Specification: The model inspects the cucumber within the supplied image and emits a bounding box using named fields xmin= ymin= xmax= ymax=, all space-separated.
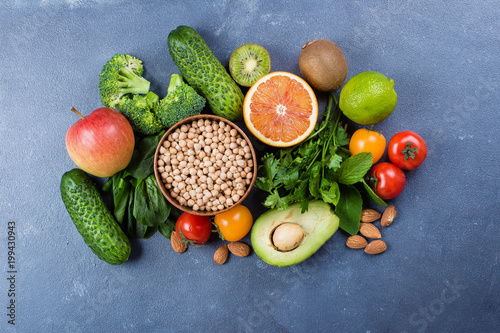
xmin=60 ymin=169 xmax=131 ymax=265
xmin=168 ymin=25 xmax=244 ymax=121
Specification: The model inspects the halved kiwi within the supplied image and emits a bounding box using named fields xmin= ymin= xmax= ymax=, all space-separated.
xmin=229 ymin=43 xmax=271 ymax=87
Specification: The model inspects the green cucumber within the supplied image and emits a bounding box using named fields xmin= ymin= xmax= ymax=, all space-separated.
xmin=168 ymin=25 xmax=244 ymax=121
xmin=60 ymin=169 xmax=131 ymax=265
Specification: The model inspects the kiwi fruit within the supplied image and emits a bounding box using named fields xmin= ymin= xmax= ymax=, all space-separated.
xmin=229 ymin=43 xmax=271 ymax=87
xmin=299 ymin=39 xmax=348 ymax=92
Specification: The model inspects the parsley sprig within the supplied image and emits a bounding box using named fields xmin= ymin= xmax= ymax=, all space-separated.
xmin=255 ymin=92 xmax=386 ymax=235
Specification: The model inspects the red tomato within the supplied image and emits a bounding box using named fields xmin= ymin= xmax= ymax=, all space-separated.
xmin=349 ymin=129 xmax=386 ymax=164
xmin=370 ymin=162 xmax=406 ymax=200
xmin=388 ymin=131 xmax=427 ymax=170
xmin=214 ymin=205 xmax=253 ymax=242
xmin=175 ymin=212 xmax=212 ymax=245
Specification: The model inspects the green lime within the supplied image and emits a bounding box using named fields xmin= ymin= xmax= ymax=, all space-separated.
xmin=339 ymin=71 xmax=397 ymax=125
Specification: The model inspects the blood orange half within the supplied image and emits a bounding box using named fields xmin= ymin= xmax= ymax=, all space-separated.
xmin=243 ymin=71 xmax=318 ymax=147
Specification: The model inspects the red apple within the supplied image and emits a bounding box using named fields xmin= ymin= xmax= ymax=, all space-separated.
xmin=66 ymin=107 xmax=135 ymax=178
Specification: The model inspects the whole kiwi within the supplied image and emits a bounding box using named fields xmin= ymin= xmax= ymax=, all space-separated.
xmin=299 ymin=39 xmax=348 ymax=92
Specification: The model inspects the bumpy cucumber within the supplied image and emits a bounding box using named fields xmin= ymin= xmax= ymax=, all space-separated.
xmin=168 ymin=25 xmax=244 ymax=121
xmin=60 ymin=169 xmax=131 ymax=265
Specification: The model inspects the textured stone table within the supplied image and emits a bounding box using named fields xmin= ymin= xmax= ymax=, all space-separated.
xmin=1 ymin=1 xmax=499 ymax=332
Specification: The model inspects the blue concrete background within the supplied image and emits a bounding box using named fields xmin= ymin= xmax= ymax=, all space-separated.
xmin=1 ymin=1 xmax=499 ymax=332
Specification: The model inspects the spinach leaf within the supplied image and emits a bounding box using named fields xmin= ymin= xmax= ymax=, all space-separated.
xmin=334 ymin=185 xmax=363 ymax=235
xmin=133 ymin=174 xmax=171 ymax=228
xmin=113 ymin=175 xmax=132 ymax=224
xmin=126 ymin=131 xmax=165 ymax=180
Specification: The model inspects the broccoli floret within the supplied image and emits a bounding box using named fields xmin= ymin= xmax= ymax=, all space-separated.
xmin=156 ymin=74 xmax=206 ymax=128
xmin=99 ymin=54 xmax=151 ymax=109
xmin=117 ymin=92 xmax=164 ymax=136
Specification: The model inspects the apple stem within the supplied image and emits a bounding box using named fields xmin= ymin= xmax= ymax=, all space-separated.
xmin=71 ymin=107 xmax=84 ymax=120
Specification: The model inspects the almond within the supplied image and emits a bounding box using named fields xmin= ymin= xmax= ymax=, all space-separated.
xmin=227 ymin=242 xmax=250 ymax=257
xmin=214 ymin=244 xmax=229 ymax=265
xmin=360 ymin=208 xmax=381 ymax=223
xmin=170 ymin=231 xmax=187 ymax=253
xmin=381 ymin=205 xmax=397 ymax=227
xmin=359 ymin=222 xmax=382 ymax=239
xmin=364 ymin=240 xmax=387 ymax=254
xmin=346 ymin=235 xmax=368 ymax=249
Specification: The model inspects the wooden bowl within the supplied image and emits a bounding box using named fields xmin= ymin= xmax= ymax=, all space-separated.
xmin=154 ymin=114 xmax=257 ymax=216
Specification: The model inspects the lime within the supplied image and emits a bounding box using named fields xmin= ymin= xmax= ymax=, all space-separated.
xmin=339 ymin=71 xmax=397 ymax=125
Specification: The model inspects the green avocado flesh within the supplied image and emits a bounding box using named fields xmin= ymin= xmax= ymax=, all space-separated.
xmin=251 ymin=201 xmax=339 ymax=267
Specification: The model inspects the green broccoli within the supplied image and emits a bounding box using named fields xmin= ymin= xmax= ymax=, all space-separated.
xmin=99 ymin=54 xmax=151 ymax=109
xmin=117 ymin=92 xmax=164 ymax=136
xmin=156 ymin=74 xmax=206 ymax=128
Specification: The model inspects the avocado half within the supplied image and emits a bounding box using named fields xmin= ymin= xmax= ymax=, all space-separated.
xmin=251 ymin=201 xmax=339 ymax=267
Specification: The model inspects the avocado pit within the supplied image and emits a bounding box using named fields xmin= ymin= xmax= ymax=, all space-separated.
xmin=271 ymin=222 xmax=305 ymax=252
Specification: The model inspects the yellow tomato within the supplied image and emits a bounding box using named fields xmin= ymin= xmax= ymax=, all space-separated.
xmin=349 ymin=128 xmax=386 ymax=164
xmin=214 ymin=205 xmax=253 ymax=242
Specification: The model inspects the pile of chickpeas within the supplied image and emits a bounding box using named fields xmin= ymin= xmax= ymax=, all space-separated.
xmin=157 ymin=118 xmax=255 ymax=212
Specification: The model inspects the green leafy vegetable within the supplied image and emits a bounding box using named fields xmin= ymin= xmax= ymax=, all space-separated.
xmin=254 ymin=92 xmax=386 ymax=235
xmin=338 ymin=152 xmax=373 ymax=185
xmin=103 ymin=131 xmax=178 ymax=239
xmin=334 ymin=185 xmax=363 ymax=235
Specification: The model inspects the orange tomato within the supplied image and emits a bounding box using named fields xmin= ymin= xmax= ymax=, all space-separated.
xmin=349 ymin=129 xmax=386 ymax=164
xmin=214 ymin=205 xmax=253 ymax=242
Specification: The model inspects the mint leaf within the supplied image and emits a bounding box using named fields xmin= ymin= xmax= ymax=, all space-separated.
xmin=335 ymin=185 xmax=362 ymax=235
xmin=338 ymin=152 xmax=373 ymax=185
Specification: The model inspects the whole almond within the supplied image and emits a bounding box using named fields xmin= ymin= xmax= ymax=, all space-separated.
xmin=170 ymin=231 xmax=187 ymax=253
xmin=364 ymin=240 xmax=387 ymax=254
xmin=381 ymin=205 xmax=397 ymax=227
xmin=227 ymin=242 xmax=250 ymax=257
xmin=346 ymin=235 xmax=368 ymax=249
xmin=360 ymin=208 xmax=381 ymax=223
xmin=359 ymin=222 xmax=382 ymax=239
xmin=214 ymin=244 xmax=229 ymax=265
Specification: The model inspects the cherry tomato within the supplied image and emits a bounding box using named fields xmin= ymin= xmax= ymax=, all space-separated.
xmin=214 ymin=205 xmax=253 ymax=242
xmin=370 ymin=162 xmax=406 ymax=200
xmin=349 ymin=128 xmax=386 ymax=164
xmin=175 ymin=212 xmax=212 ymax=245
xmin=388 ymin=131 xmax=428 ymax=170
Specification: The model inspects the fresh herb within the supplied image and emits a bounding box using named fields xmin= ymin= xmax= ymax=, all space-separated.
xmin=255 ymin=92 xmax=386 ymax=235
xmin=103 ymin=131 xmax=179 ymax=239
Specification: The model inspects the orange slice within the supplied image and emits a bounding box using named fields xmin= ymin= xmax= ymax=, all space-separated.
xmin=243 ymin=71 xmax=318 ymax=147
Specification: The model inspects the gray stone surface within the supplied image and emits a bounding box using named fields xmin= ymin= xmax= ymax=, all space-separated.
xmin=1 ymin=1 xmax=499 ymax=332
